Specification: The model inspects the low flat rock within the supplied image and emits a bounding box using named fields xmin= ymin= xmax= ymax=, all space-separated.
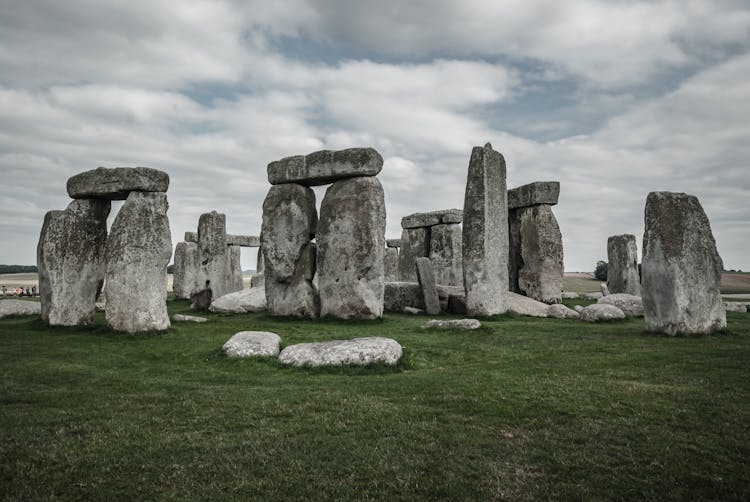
xmin=508 ymin=291 xmax=549 ymax=317
xmin=401 ymin=209 xmax=463 ymax=229
xmin=278 ymin=337 xmax=402 ymax=367
xmin=0 ymin=300 xmax=41 ymax=318
xmin=583 ymin=292 xmax=604 ymax=300
xmin=546 ymin=304 xmax=581 ymax=319
xmin=561 ymin=292 xmax=579 ymax=299
xmin=580 ymin=303 xmax=626 ymax=322
xmin=725 ymin=302 xmax=748 ymax=313
xmin=67 ymin=166 xmax=169 ymax=199
xmin=172 ymin=314 xmax=208 ymax=323
xmin=223 ymin=331 xmax=281 ymax=358
xmin=209 ymin=288 xmax=267 ymax=313
xmin=574 ymin=305 xmax=584 ymax=313
xmin=268 ymin=148 xmax=383 ymax=186
xmin=598 ymin=294 xmax=644 ymax=317
xmin=422 ymin=319 xmax=481 ymax=330
xmin=507 ymin=181 xmax=560 ymax=209
xmin=404 ymin=306 xmax=424 ymax=315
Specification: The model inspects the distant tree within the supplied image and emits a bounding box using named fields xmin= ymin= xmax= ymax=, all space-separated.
xmin=0 ymin=265 xmax=37 ymax=274
xmin=594 ymin=261 xmax=607 ymax=281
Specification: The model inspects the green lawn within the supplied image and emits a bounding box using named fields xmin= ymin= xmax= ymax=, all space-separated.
xmin=1 ymin=300 xmax=749 ymax=500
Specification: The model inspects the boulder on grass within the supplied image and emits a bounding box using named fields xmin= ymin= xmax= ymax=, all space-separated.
xmin=598 ymin=294 xmax=644 ymax=317
xmin=546 ymin=304 xmax=581 ymax=319
xmin=0 ymin=300 xmax=41 ymax=318
xmin=209 ymin=288 xmax=267 ymax=313
xmin=278 ymin=337 xmax=402 ymax=367
xmin=580 ymin=303 xmax=626 ymax=322
xmin=223 ymin=331 xmax=281 ymax=358
xmin=422 ymin=319 xmax=481 ymax=330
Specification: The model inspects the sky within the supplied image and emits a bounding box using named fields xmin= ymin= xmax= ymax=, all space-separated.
xmin=1 ymin=0 xmax=748 ymax=272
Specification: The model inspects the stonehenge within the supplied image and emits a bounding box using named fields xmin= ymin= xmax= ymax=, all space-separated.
xmin=398 ymin=209 xmax=463 ymax=286
xmin=642 ymin=192 xmax=726 ymax=335
xmin=37 ymin=166 xmax=172 ymax=332
xmin=607 ymin=234 xmax=641 ymax=296
xmin=507 ymin=182 xmax=563 ymax=304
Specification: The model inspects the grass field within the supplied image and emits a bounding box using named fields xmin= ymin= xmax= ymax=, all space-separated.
xmin=1 ymin=300 xmax=749 ymax=500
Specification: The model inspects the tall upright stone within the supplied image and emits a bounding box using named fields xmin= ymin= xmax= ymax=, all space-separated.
xmin=398 ymin=227 xmax=430 ymax=282
xmin=105 ymin=192 xmax=172 ymax=332
xmin=172 ymin=241 xmax=199 ymax=299
xmin=607 ymin=234 xmax=641 ymax=296
xmin=261 ymin=184 xmax=319 ymax=317
xmin=642 ymin=192 xmax=726 ymax=335
xmin=384 ymin=247 xmax=399 ymax=281
xmin=317 ymin=176 xmax=386 ymax=319
xmin=196 ymin=211 xmax=242 ymax=300
xmin=462 ymin=143 xmax=508 ymax=315
xmin=226 ymin=245 xmax=244 ymax=293
xmin=429 ymin=223 xmax=463 ymax=287
xmin=415 ymin=257 xmax=440 ymax=315
xmin=37 ymin=199 xmax=110 ymax=325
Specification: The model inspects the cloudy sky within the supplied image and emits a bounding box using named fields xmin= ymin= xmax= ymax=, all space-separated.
xmin=1 ymin=0 xmax=748 ymax=271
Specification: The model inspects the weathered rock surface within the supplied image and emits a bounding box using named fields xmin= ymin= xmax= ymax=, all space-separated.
xmin=580 ymin=303 xmax=626 ymax=322
xmin=268 ymin=148 xmax=383 ymax=186
xmin=209 ymin=287 xmax=267 ymax=313
xmin=318 ymin=176 xmax=385 ymax=319
xmin=37 ymin=199 xmax=109 ymax=326
xmin=261 ymin=184 xmax=319 ymax=317
xmin=415 ymin=257 xmax=440 ymax=315
xmin=422 ymin=319 xmax=482 ymax=330
xmin=383 ymin=282 xmax=460 ymax=313
xmin=226 ymin=234 xmax=260 ymax=247
xmin=508 ymin=204 xmax=563 ymax=304
xmin=197 ymin=211 xmax=240 ymax=301
xmin=386 ymin=239 xmax=401 ymax=248
xmin=384 ymin=247 xmax=399 ymax=282
xmin=462 ymin=143 xmax=508 ymax=315
xmin=172 ymin=314 xmax=208 ymax=323
xmin=600 ymin=283 xmax=610 ymax=297
xmin=0 ymin=299 xmax=41 ymax=318
xmin=401 ymin=209 xmax=463 ymax=229
xmin=598 ymin=294 xmax=644 ymax=317
xmin=251 ymin=273 xmax=265 ymax=289
xmin=561 ymin=292 xmax=579 ymax=299
xmin=226 ymin=245 xmax=244 ymax=293
xmin=583 ymin=292 xmax=603 ymax=300
xmin=642 ymin=192 xmax=726 ymax=335
xmin=403 ymin=306 xmax=424 ymax=315
xmin=184 ymin=231 xmax=198 ymax=242
xmin=278 ymin=337 xmax=402 ymax=367
xmin=447 ymin=293 xmax=467 ymax=315
xmin=223 ymin=331 xmax=281 ymax=358
xmin=508 ymin=291 xmax=549 ymax=317
xmin=105 ymin=192 xmax=172 ymax=332
xmin=725 ymin=302 xmax=748 ymax=313
xmin=574 ymin=305 xmax=584 ymax=313
xmin=172 ymin=242 xmax=199 ymax=299
xmin=607 ymin=234 xmax=641 ymax=296
xmin=430 ymin=223 xmax=463 ymax=287
xmin=67 ymin=166 xmax=169 ymax=199
xmin=546 ymin=304 xmax=581 ymax=319
xmin=507 ymin=181 xmax=560 ymax=210
xmin=397 ymin=227 xmax=430 ymax=282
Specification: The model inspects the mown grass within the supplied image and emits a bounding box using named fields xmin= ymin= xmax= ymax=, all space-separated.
xmin=1 ymin=300 xmax=749 ymax=500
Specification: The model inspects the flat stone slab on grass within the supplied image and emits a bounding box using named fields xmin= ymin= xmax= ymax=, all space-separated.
xmin=508 ymin=291 xmax=549 ymax=317
xmin=401 ymin=209 xmax=463 ymax=229
xmin=172 ymin=314 xmax=208 ymax=323
xmin=278 ymin=337 xmax=402 ymax=367
xmin=223 ymin=331 xmax=281 ymax=358
xmin=546 ymin=304 xmax=581 ymax=319
xmin=422 ymin=319 xmax=482 ymax=330
xmin=580 ymin=303 xmax=626 ymax=322
xmin=67 ymin=166 xmax=169 ymax=199
xmin=725 ymin=302 xmax=748 ymax=313
xmin=210 ymin=288 xmax=267 ymax=314
xmin=0 ymin=300 xmax=41 ymax=318
xmin=268 ymin=148 xmax=383 ymax=186
xmin=598 ymin=294 xmax=644 ymax=317
xmin=561 ymin=292 xmax=579 ymax=299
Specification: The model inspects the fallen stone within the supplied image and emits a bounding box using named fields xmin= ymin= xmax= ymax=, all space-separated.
xmin=0 ymin=299 xmax=41 ymax=318
xmin=105 ymin=192 xmax=172 ymax=332
xmin=422 ymin=319 xmax=482 ymax=330
xmin=268 ymin=148 xmax=383 ymax=186
xmin=397 ymin=227 xmax=429 ymax=282
xmin=223 ymin=331 xmax=281 ymax=358
xmin=598 ymin=294 xmax=644 ymax=317
xmin=172 ymin=314 xmax=208 ymax=323
xmin=600 ymin=283 xmax=610 ymax=297
xmin=37 ymin=199 xmax=109 ymax=326
xmin=574 ymin=305 xmax=584 ymax=313
xmin=607 ymin=234 xmax=641 ymax=296
xmin=415 ymin=257 xmax=440 ymax=315
xmin=386 ymin=239 xmax=401 ymax=248
xmin=561 ymin=292 xmax=579 ymax=299
xmin=546 ymin=304 xmax=581 ymax=319
xmin=67 ymin=166 xmax=169 ymax=199
xmin=725 ymin=302 xmax=748 ymax=313
xmin=403 ymin=306 xmax=424 ymax=315
xmin=463 ymin=143 xmax=508 ymax=315
xmin=507 ymin=181 xmax=560 ymax=210
xmin=580 ymin=303 xmax=626 ymax=322
xmin=172 ymin=241 xmax=199 ymax=300
xmin=508 ymin=291 xmax=549 ymax=317
xmin=642 ymin=192 xmax=726 ymax=335
xmin=583 ymin=292 xmax=603 ymax=300
xmin=210 ymin=287 xmax=267 ymax=313
xmin=401 ymin=209 xmax=463 ymax=229
xmin=279 ymin=337 xmax=402 ymax=367
xmin=317 ymin=176 xmax=385 ymax=319
xmin=429 ymin=223 xmax=463 ymax=287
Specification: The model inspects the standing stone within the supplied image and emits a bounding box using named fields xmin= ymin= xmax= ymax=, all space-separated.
xmin=196 ymin=211 xmax=240 ymax=300
xmin=172 ymin=241 xmax=199 ymax=299
xmin=37 ymin=199 xmax=110 ymax=325
xmin=415 ymin=257 xmax=440 ymax=315
xmin=462 ymin=143 xmax=508 ymax=315
xmin=607 ymin=234 xmax=641 ymax=296
xmin=398 ymin=227 xmax=430 ymax=282
xmin=642 ymin=192 xmax=726 ymax=335
xmin=429 ymin=223 xmax=463 ymax=287
xmin=384 ymin=247 xmax=399 ymax=282
xmin=105 ymin=192 xmax=172 ymax=332
xmin=226 ymin=245 xmax=244 ymax=292
xmin=508 ymin=205 xmax=563 ymax=304
xmin=261 ymin=184 xmax=319 ymax=317
xmin=317 ymin=176 xmax=385 ymax=319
